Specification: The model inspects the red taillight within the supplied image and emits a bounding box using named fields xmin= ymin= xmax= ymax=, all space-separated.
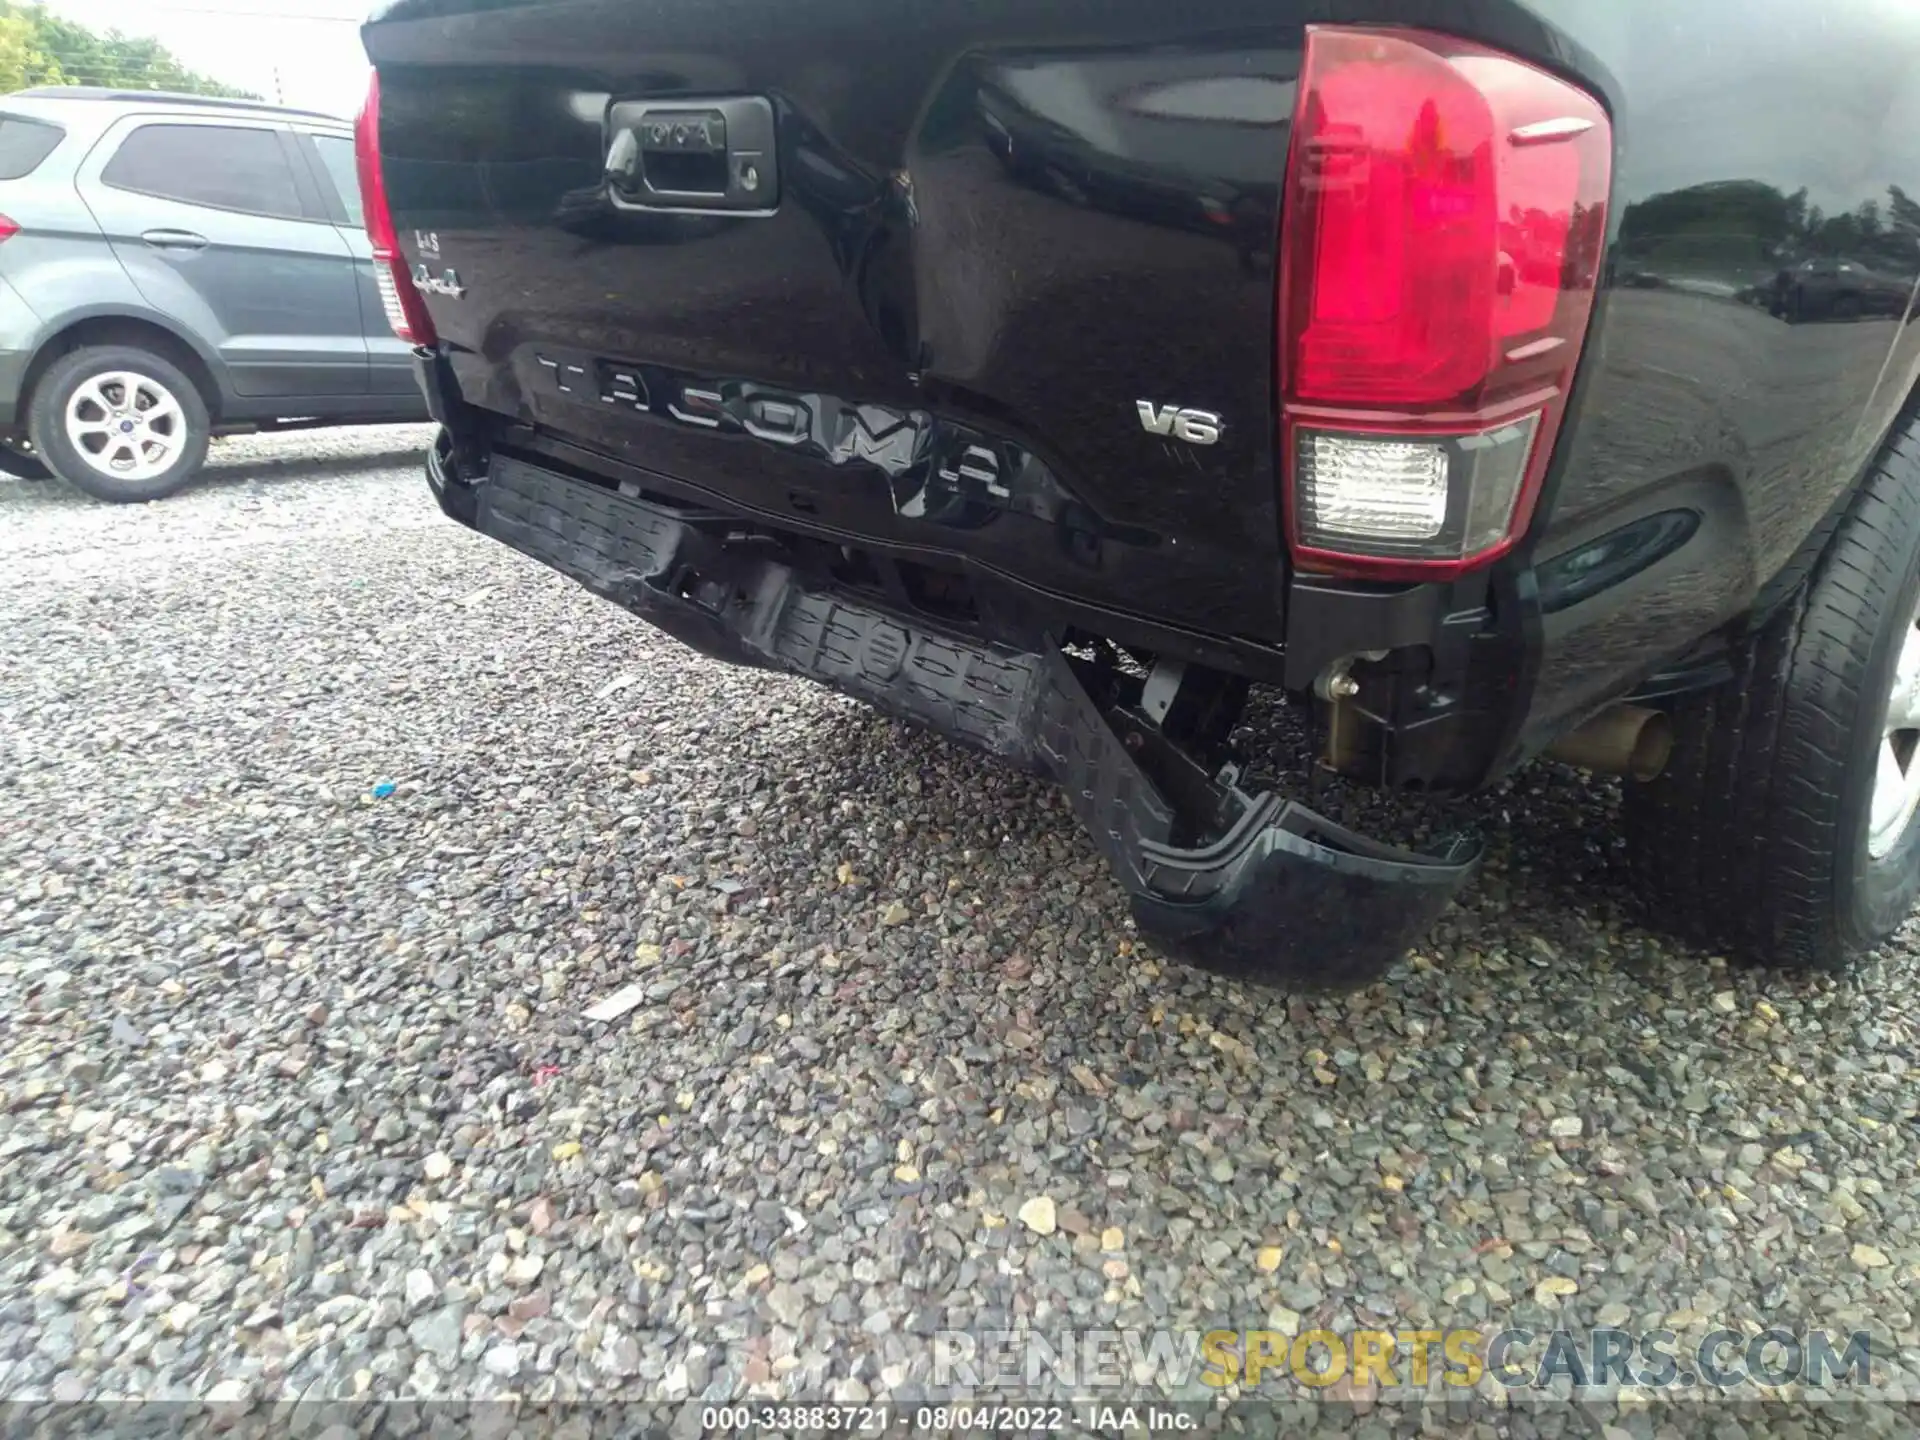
xmin=0 ymin=215 xmax=19 ymax=243
xmin=354 ymin=73 xmax=437 ymax=347
xmin=1278 ymin=27 xmax=1611 ymax=579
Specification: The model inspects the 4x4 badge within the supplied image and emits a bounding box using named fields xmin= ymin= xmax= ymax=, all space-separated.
xmin=413 ymin=264 xmax=466 ymax=299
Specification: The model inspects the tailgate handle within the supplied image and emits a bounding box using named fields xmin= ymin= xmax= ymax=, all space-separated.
xmin=142 ymin=229 xmax=209 ymax=251
xmin=605 ymin=96 xmax=777 ymax=213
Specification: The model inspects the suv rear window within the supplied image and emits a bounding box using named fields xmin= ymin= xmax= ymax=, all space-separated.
xmin=0 ymin=116 xmax=65 ymax=180
xmin=101 ymin=123 xmax=305 ymax=220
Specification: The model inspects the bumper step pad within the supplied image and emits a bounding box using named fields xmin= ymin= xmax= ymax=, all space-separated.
xmin=469 ymin=456 xmax=1481 ymax=988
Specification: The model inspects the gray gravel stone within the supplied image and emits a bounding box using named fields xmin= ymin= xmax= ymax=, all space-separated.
xmin=2 ymin=430 xmax=1917 ymax=1423
xmin=407 ymin=1305 xmax=466 ymax=1365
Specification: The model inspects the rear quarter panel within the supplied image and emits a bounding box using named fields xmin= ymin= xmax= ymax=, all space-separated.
xmin=1516 ymin=0 xmax=1920 ymax=751
xmin=0 ymin=132 xmax=152 ymax=351
xmin=0 ymin=127 xmax=203 ymax=419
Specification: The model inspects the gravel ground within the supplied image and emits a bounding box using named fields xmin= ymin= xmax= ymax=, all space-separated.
xmin=3 ymin=429 xmax=1919 ymax=1430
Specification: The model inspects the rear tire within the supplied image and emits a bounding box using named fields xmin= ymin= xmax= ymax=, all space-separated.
xmin=1625 ymin=412 xmax=1920 ymax=970
xmin=29 ymin=345 xmax=210 ymax=504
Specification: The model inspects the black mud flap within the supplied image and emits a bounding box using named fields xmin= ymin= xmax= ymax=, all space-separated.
xmin=456 ymin=452 xmax=1482 ymax=988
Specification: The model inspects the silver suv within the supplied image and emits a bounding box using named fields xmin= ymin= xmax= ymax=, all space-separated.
xmin=0 ymin=87 xmax=427 ymax=502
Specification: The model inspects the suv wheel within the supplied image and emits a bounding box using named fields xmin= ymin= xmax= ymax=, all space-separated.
xmin=1625 ymin=414 xmax=1920 ymax=970
xmin=29 ymin=345 xmax=210 ymax=503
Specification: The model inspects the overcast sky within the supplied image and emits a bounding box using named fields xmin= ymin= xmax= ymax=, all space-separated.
xmin=39 ymin=0 xmax=372 ymax=117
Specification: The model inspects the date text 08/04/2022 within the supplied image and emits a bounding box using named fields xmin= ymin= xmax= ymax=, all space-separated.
xmin=700 ymin=1405 xmax=1200 ymax=1433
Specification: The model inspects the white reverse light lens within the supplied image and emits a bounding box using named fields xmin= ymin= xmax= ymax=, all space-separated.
xmin=1298 ymin=433 xmax=1449 ymax=542
xmin=1294 ymin=415 xmax=1541 ymax=562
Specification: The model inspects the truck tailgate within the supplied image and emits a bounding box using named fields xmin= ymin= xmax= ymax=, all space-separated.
xmin=363 ymin=0 xmax=1300 ymax=640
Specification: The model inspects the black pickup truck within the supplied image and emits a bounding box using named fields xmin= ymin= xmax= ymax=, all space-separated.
xmin=360 ymin=0 xmax=1920 ymax=987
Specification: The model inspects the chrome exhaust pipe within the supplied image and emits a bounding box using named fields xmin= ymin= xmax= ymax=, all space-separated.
xmin=1545 ymin=704 xmax=1673 ymax=781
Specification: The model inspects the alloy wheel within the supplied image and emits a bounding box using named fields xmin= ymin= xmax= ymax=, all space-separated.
xmin=64 ymin=371 xmax=187 ymax=482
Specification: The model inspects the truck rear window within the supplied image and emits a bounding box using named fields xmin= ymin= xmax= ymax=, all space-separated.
xmin=0 ymin=116 xmax=64 ymax=180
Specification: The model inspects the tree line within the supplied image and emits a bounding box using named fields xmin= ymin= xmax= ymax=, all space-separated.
xmin=1618 ymin=178 xmax=1920 ymax=274
xmin=0 ymin=2 xmax=255 ymax=100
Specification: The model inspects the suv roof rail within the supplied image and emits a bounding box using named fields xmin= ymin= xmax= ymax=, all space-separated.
xmin=10 ymin=86 xmax=345 ymax=124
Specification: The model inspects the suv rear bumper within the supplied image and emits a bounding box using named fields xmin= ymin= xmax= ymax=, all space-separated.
xmin=428 ymin=439 xmax=1481 ymax=987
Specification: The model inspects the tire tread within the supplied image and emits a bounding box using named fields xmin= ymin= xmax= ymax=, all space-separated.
xmin=1626 ymin=412 xmax=1920 ymax=969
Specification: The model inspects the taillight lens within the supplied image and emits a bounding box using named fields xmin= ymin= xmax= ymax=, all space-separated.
xmin=1279 ymin=27 xmax=1611 ymax=578
xmin=354 ymin=73 xmax=437 ymax=347
xmin=0 ymin=215 xmax=19 ymax=243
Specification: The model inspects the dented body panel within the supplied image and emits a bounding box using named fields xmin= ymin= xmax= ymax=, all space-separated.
xmin=363 ymin=0 xmax=1296 ymax=640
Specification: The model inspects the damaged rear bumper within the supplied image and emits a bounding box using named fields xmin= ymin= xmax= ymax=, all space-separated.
xmin=430 ymin=444 xmax=1481 ymax=987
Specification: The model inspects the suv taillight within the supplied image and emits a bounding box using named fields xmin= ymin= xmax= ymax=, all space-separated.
xmin=1278 ymin=27 xmax=1611 ymax=579
xmin=0 ymin=216 xmax=19 ymax=243
xmin=354 ymin=73 xmax=437 ymax=347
